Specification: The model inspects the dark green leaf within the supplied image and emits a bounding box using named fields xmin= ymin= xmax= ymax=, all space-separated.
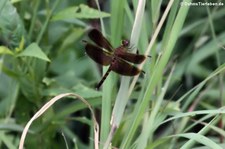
xmin=71 ymin=83 xmax=101 ymax=99
xmin=17 ymin=43 xmax=50 ymax=62
xmin=51 ymin=4 xmax=110 ymax=21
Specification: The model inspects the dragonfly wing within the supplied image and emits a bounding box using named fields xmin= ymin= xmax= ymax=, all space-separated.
xmin=115 ymin=47 xmax=146 ymax=64
xmin=116 ymin=51 xmax=146 ymax=64
xmin=110 ymin=58 xmax=142 ymax=76
xmin=84 ymin=43 xmax=112 ymax=66
xmin=88 ymin=29 xmax=114 ymax=52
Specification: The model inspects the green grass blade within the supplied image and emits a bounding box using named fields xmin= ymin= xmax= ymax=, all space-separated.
xmin=103 ymin=0 xmax=146 ymax=148
xmin=137 ymin=65 xmax=176 ymax=148
xmin=121 ymin=0 xmax=192 ymax=148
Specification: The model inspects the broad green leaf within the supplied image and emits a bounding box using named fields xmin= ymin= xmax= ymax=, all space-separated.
xmin=71 ymin=83 xmax=101 ymax=99
xmin=17 ymin=43 xmax=50 ymax=62
xmin=0 ymin=46 xmax=14 ymax=55
xmin=11 ymin=0 xmax=22 ymax=4
xmin=51 ymin=4 xmax=110 ymax=21
xmin=0 ymin=0 xmax=26 ymax=47
xmin=43 ymin=83 xmax=101 ymax=99
xmin=42 ymin=87 xmax=72 ymax=96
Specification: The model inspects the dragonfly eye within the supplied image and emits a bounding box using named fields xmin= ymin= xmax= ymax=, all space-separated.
xmin=122 ymin=40 xmax=129 ymax=47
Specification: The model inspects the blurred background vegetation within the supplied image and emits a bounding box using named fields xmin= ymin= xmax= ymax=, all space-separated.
xmin=0 ymin=0 xmax=225 ymax=149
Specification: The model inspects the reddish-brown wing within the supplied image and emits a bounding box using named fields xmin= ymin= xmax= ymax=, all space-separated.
xmin=110 ymin=58 xmax=142 ymax=76
xmin=84 ymin=43 xmax=112 ymax=66
xmin=88 ymin=29 xmax=114 ymax=52
xmin=116 ymin=51 xmax=146 ymax=64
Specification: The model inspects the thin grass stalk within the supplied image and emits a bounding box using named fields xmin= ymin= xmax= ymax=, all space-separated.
xmin=137 ymin=65 xmax=176 ymax=148
xmin=93 ymin=0 xmax=113 ymax=145
xmin=184 ymin=113 xmax=219 ymax=133
xmin=111 ymin=0 xmax=146 ymax=127
xmin=181 ymin=116 xmax=221 ymax=148
xmin=201 ymin=4 xmax=224 ymax=144
xmin=36 ymin=0 xmax=61 ymax=44
xmin=28 ymin=0 xmax=40 ymax=39
xmin=128 ymin=0 xmax=175 ymax=95
xmin=110 ymin=0 xmax=126 ymax=46
xmin=179 ymin=33 xmax=225 ymax=111
xmin=121 ymin=0 xmax=192 ymax=148
xmin=94 ymin=0 xmax=106 ymax=34
xmin=103 ymin=0 xmax=146 ymax=148
xmin=166 ymin=62 xmax=225 ymax=148
xmin=160 ymin=107 xmax=225 ymax=127
xmin=173 ymin=133 xmax=222 ymax=148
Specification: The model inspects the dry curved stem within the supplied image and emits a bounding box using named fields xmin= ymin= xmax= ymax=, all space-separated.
xmin=19 ymin=93 xmax=99 ymax=149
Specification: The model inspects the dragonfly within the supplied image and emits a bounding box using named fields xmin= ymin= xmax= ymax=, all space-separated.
xmin=83 ymin=29 xmax=148 ymax=89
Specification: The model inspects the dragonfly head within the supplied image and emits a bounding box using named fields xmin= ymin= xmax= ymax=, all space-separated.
xmin=122 ymin=40 xmax=129 ymax=47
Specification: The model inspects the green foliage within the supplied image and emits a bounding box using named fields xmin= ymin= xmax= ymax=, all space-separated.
xmin=0 ymin=0 xmax=225 ymax=149
xmin=17 ymin=43 xmax=50 ymax=62
xmin=51 ymin=4 xmax=110 ymax=21
xmin=0 ymin=46 xmax=13 ymax=55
